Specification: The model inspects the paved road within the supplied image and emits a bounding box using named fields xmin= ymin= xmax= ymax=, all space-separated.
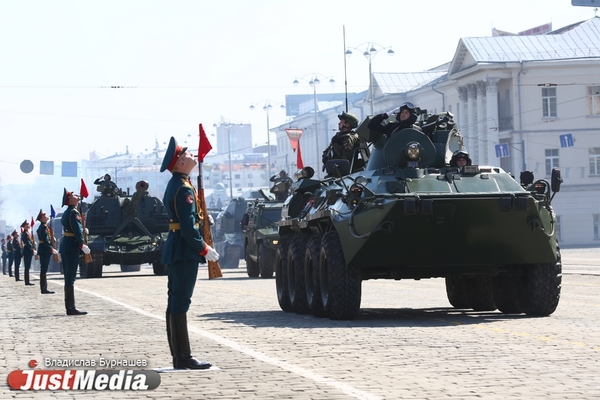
xmin=1 ymin=247 xmax=599 ymax=399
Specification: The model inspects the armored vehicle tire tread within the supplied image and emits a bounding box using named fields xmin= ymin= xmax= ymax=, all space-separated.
xmin=276 ymin=235 xmax=293 ymax=312
xmin=445 ymin=276 xmax=470 ymax=309
xmin=152 ymin=262 xmax=168 ymax=276
xmin=288 ymin=234 xmax=310 ymax=314
xmin=258 ymin=244 xmax=275 ymax=279
xmin=305 ymin=233 xmax=326 ymax=318
xmin=492 ymin=274 xmax=522 ymax=314
xmin=222 ymin=244 xmax=241 ymax=269
xmin=320 ymin=230 xmax=361 ymax=320
xmin=520 ymin=251 xmax=562 ymax=316
xmin=246 ymin=245 xmax=259 ymax=278
xmin=468 ymin=276 xmax=497 ymax=312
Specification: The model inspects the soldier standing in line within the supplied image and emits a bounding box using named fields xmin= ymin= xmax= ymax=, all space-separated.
xmin=160 ymin=136 xmax=219 ymax=370
xmin=6 ymin=235 xmax=14 ymax=277
xmin=36 ymin=210 xmax=58 ymax=294
xmin=12 ymin=230 xmax=22 ymax=282
xmin=21 ymin=220 xmax=35 ymax=286
xmin=59 ymin=189 xmax=90 ymax=315
xmin=1 ymin=238 xmax=7 ymax=275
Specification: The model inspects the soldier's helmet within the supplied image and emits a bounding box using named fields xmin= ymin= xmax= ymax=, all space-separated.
xmin=338 ymin=111 xmax=359 ymax=129
xmin=450 ymin=150 xmax=472 ymax=167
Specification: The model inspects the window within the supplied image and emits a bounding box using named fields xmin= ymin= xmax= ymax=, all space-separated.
xmin=588 ymin=86 xmax=600 ymax=115
xmin=542 ymin=87 xmax=557 ymax=117
xmin=595 ymin=215 xmax=600 ymax=240
xmin=545 ymin=149 xmax=559 ymax=177
xmin=590 ymin=147 xmax=600 ymax=176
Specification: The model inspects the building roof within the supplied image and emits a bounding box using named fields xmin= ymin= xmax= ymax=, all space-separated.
xmin=373 ymin=71 xmax=448 ymax=96
xmin=450 ymin=17 xmax=600 ymax=74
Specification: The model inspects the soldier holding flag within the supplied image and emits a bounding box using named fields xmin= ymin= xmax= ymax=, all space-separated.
xmin=160 ymin=135 xmax=219 ymax=370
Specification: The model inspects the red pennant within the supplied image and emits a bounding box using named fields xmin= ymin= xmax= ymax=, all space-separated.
xmin=296 ymin=141 xmax=304 ymax=169
xmin=80 ymin=179 xmax=89 ymax=199
xmin=31 ymin=216 xmax=35 ymax=228
xmin=198 ymin=124 xmax=213 ymax=163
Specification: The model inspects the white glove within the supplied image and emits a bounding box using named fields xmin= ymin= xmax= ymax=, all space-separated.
xmin=52 ymin=248 xmax=59 ymax=255
xmin=204 ymin=246 xmax=219 ymax=262
xmin=81 ymin=244 xmax=91 ymax=255
xmin=208 ymin=214 xmax=215 ymax=226
xmin=33 ymin=250 xmax=37 ymax=256
xmin=84 ymin=228 xmax=89 ymax=235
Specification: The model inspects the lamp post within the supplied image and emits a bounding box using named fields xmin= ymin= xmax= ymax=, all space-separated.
xmin=292 ymin=73 xmax=335 ymax=178
xmin=345 ymin=43 xmax=394 ymax=115
xmin=250 ymin=100 xmax=285 ymax=185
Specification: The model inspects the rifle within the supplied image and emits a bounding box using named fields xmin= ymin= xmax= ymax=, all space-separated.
xmin=79 ymin=202 xmax=93 ymax=264
xmin=48 ymin=223 xmax=59 ymax=262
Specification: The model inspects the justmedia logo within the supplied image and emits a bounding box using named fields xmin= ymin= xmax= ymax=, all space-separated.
xmin=7 ymin=360 xmax=161 ymax=391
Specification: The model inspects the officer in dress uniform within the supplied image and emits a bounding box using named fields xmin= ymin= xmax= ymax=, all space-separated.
xmin=6 ymin=235 xmax=14 ymax=277
xmin=21 ymin=220 xmax=35 ymax=286
xmin=12 ymin=230 xmax=22 ymax=282
xmin=1 ymin=238 xmax=7 ymax=275
xmin=37 ymin=209 xmax=58 ymax=294
xmin=160 ymin=136 xmax=219 ymax=370
xmin=59 ymin=189 xmax=90 ymax=315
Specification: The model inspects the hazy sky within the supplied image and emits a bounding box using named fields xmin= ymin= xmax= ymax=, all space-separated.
xmin=0 ymin=0 xmax=596 ymax=186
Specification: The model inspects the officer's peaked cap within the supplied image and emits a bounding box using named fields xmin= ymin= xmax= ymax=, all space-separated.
xmin=161 ymin=136 xmax=188 ymax=173
xmin=36 ymin=209 xmax=45 ymax=221
xmin=62 ymin=188 xmax=72 ymax=207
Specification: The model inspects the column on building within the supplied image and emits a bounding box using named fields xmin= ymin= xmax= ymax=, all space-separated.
xmin=457 ymin=86 xmax=469 ymax=154
xmin=466 ymin=83 xmax=478 ymax=162
xmin=476 ymin=81 xmax=487 ymax=165
xmin=484 ymin=78 xmax=501 ymax=167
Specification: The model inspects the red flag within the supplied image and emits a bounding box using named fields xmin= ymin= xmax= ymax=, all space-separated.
xmin=31 ymin=216 xmax=35 ymax=228
xmin=80 ymin=178 xmax=89 ymax=199
xmin=296 ymin=141 xmax=304 ymax=169
xmin=198 ymin=124 xmax=213 ymax=163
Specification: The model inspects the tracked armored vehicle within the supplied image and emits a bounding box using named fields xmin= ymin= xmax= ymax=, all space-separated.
xmin=83 ymin=180 xmax=169 ymax=278
xmin=276 ymin=112 xmax=563 ymax=320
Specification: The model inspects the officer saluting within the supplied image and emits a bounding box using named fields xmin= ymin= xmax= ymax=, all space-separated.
xmin=36 ymin=209 xmax=58 ymax=294
xmin=59 ymin=189 xmax=90 ymax=315
xmin=160 ymin=136 xmax=219 ymax=370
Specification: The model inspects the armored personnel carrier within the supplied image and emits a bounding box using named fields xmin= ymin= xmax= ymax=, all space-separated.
xmin=213 ymin=197 xmax=247 ymax=269
xmin=83 ymin=180 xmax=169 ymax=278
xmin=276 ymin=112 xmax=563 ymax=320
xmin=241 ymin=190 xmax=283 ymax=278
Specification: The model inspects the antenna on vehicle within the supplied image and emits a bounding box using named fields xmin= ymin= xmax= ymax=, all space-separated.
xmin=343 ymin=25 xmax=348 ymax=112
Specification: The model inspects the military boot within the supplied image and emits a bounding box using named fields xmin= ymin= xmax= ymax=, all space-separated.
xmin=40 ymin=272 xmax=54 ymax=294
xmin=166 ymin=311 xmax=176 ymax=368
xmin=64 ymin=286 xmax=87 ymax=315
xmin=170 ymin=313 xmax=211 ymax=370
xmin=24 ymin=270 xmax=35 ymax=286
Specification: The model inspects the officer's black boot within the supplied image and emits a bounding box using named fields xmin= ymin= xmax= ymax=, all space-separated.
xmin=40 ymin=273 xmax=54 ymax=294
xmin=25 ymin=269 xmax=34 ymax=286
xmin=8 ymin=261 xmax=13 ymax=277
xmin=166 ymin=311 xmax=176 ymax=368
xmin=170 ymin=313 xmax=211 ymax=370
xmin=14 ymin=266 xmax=21 ymax=281
xmin=64 ymin=286 xmax=87 ymax=316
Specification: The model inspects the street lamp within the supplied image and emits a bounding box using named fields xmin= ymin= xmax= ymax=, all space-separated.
xmin=213 ymin=121 xmax=242 ymax=200
xmin=345 ymin=42 xmax=394 ymax=115
xmin=250 ymin=100 xmax=285 ymax=185
xmin=292 ymin=73 xmax=335 ymax=178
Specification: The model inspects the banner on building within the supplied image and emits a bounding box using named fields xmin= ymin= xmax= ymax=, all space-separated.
xmin=285 ymin=128 xmax=303 ymax=152
xmin=40 ymin=161 xmax=54 ymax=175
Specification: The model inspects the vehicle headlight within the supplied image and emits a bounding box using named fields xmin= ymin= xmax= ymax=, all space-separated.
xmin=405 ymin=142 xmax=421 ymax=160
xmin=355 ymin=175 xmax=369 ymax=185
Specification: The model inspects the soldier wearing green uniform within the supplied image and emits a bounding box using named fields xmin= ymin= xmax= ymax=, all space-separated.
xmin=12 ymin=230 xmax=22 ymax=282
xmin=20 ymin=220 xmax=35 ymax=286
xmin=322 ymin=111 xmax=364 ymax=174
xmin=37 ymin=209 xmax=57 ymax=294
xmin=6 ymin=236 xmax=14 ymax=277
xmin=1 ymin=238 xmax=7 ymax=275
xmin=160 ymin=136 xmax=219 ymax=370
xmin=59 ymin=189 xmax=90 ymax=315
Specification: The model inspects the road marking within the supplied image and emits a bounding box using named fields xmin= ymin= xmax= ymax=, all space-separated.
xmin=73 ymin=285 xmax=383 ymax=400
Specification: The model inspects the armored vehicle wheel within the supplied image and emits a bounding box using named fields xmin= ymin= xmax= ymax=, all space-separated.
xmin=319 ymin=230 xmax=361 ymax=320
xmin=245 ymin=245 xmax=259 ymax=278
xmin=121 ymin=264 xmax=141 ymax=272
xmin=258 ymin=244 xmax=275 ymax=279
xmin=305 ymin=233 xmax=326 ymax=318
xmin=287 ymin=234 xmax=310 ymax=314
xmin=468 ymin=276 xmax=496 ymax=311
xmin=519 ymin=250 xmax=562 ymax=316
xmin=492 ymin=273 xmax=522 ymax=314
xmin=222 ymin=244 xmax=241 ymax=269
xmin=152 ymin=262 xmax=168 ymax=276
xmin=276 ymin=234 xmax=293 ymax=312
xmin=445 ymin=276 xmax=470 ymax=309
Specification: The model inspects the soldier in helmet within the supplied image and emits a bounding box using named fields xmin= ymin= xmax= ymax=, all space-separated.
xmin=322 ymin=111 xmax=364 ymax=174
xmin=450 ymin=150 xmax=472 ymax=168
xmin=94 ymin=173 xmax=118 ymax=196
xmin=269 ymin=170 xmax=293 ymax=201
xmin=368 ymin=102 xmax=421 ymax=138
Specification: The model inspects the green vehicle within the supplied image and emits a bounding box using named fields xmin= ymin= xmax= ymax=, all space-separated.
xmin=83 ymin=180 xmax=169 ymax=278
xmin=276 ymin=111 xmax=563 ymax=320
xmin=242 ymin=194 xmax=284 ymax=278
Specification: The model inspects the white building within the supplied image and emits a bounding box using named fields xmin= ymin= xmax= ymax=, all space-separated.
xmin=275 ymin=17 xmax=600 ymax=246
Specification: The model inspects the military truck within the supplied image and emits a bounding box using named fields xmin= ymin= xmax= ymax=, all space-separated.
xmin=241 ymin=191 xmax=283 ymax=278
xmin=83 ymin=180 xmax=169 ymax=278
xmin=276 ymin=111 xmax=563 ymax=320
xmin=213 ymin=197 xmax=247 ymax=269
